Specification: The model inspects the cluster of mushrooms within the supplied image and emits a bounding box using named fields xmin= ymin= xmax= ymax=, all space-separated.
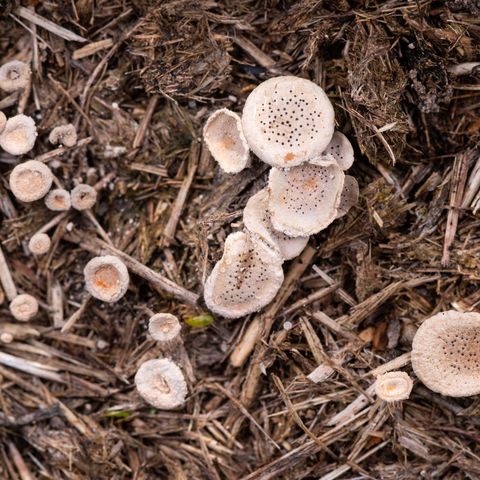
xmin=202 ymin=76 xmax=359 ymax=318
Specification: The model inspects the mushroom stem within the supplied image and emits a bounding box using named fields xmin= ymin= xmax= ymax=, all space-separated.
xmin=17 ymin=79 xmax=31 ymax=115
xmin=0 ymin=245 xmax=17 ymax=301
xmin=82 ymin=209 xmax=114 ymax=246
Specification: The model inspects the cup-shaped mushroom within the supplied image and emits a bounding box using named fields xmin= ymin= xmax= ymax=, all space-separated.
xmin=148 ymin=313 xmax=182 ymax=346
xmin=311 ymin=131 xmax=355 ymax=171
xmin=267 ymin=163 xmax=345 ymax=237
xmin=71 ymin=184 xmax=97 ymax=210
xmin=49 ymin=124 xmax=77 ymax=148
xmin=243 ymin=188 xmax=308 ymax=260
xmin=203 ymin=109 xmax=250 ymax=174
xmin=44 ymin=188 xmax=71 ymax=211
xmin=0 ymin=60 xmax=31 ymax=93
xmin=28 ymin=233 xmax=51 ymax=255
xmin=0 ymin=114 xmax=37 ymax=155
xmin=9 ymin=294 xmax=38 ymax=322
xmin=335 ymin=176 xmax=359 ymax=219
xmin=0 ymin=111 xmax=6 ymax=134
xmin=9 ymin=160 xmax=53 ymax=202
xmin=412 ymin=310 xmax=480 ymax=397
xmin=374 ymin=371 xmax=413 ymax=402
xmin=84 ymin=255 xmax=129 ymax=303
xmin=135 ymin=358 xmax=188 ymax=410
xmin=204 ymin=231 xmax=284 ymax=318
xmin=242 ymin=76 xmax=335 ymax=168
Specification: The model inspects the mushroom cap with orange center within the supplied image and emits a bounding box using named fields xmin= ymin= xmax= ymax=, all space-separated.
xmin=44 ymin=188 xmax=71 ymax=211
xmin=28 ymin=233 xmax=51 ymax=255
xmin=0 ymin=114 xmax=37 ymax=155
xmin=374 ymin=371 xmax=413 ymax=402
xmin=9 ymin=294 xmax=38 ymax=322
xmin=9 ymin=160 xmax=53 ymax=202
xmin=148 ymin=313 xmax=182 ymax=344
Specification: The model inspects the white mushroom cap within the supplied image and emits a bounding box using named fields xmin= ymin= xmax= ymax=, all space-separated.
xmin=28 ymin=233 xmax=51 ymax=255
xmin=335 ymin=175 xmax=359 ymax=219
xmin=9 ymin=294 xmax=38 ymax=322
xmin=148 ymin=313 xmax=182 ymax=344
xmin=0 ymin=61 xmax=31 ymax=93
xmin=71 ymin=184 xmax=97 ymax=210
xmin=204 ymin=231 xmax=284 ymax=318
xmin=49 ymin=124 xmax=77 ymax=148
xmin=412 ymin=310 xmax=480 ymax=397
xmin=203 ymin=108 xmax=250 ymax=174
xmin=0 ymin=114 xmax=37 ymax=155
xmin=0 ymin=111 xmax=6 ymax=134
xmin=9 ymin=160 xmax=53 ymax=202
xmin=311 ymin=131 xmax=355 ymax=171
xmin=243 ymin=188 xmax=308 ymax=260
xmin=135 ymin=358 xmax=188 ymax=410
xmin=242 ymin=76 xmax=335 ymax=168
xmin=44 ymin=188 xmax=71 ymax=211
xmin=84 ymin=255 xmax=129 ymax=303
xmin=374 ymin=371 xmax=413 ymax=402
xmin=267 ymin=163 xmax=345 ymax=237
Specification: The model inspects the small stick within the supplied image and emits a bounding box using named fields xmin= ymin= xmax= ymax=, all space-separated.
xmin=0 ymin=351 xmax=63 ymax=382
xmin=282 ymin=283 xmax=339 ymax=316
xmin=82 ymin=209 xmax=114 ymax=246
xmin=0 ymin=245 xmax=17 ymax=301
xmin=61 ymin=294 xmax=92 ymax=333
xmin=131 ymin=94 xmax=159 ymax=151
xmin=72 ymin=39 xmax=114 ymax=60
xmin=34 ymin=137 xmax=93 ymax=163
xmin=35 ymin=211 xmax=68 ymax=235
xmin=312 ymin=265 xmax=357 ymax=307
xmin=8 ymin=441 xmax=35 ymax=480
xmin=49 ymin=278 xmax=64 ymax=328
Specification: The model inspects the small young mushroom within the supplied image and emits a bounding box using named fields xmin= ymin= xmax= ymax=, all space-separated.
xmin=335 ymin=176 xmax=359 ymax=219
xmin=49 ymin=124 xmax=77 ymax=148
xmin=243 ymin=188 xmax=308 ymax=260
xmin=267 ymin=163 xmax=345 ymax=237
xmin=71 ymin=184 xmax=97 ymax=210
xmin=0 ymin=111 xmax=6 ymax=134
xmin=204 ymin=231 xmax=284 ymax=318
xmin=374 ymin=371 xmax=413 ymax=402
xmin=9 ymin=160 xmax=53 ymax=202
xmin=28 ymin=232 xmax=51 ymax=255
xmin=311 ymin=131 xmax=355 ymax=171
xmin=84 ymin=255 xmax=129 ymax=303
xmin=148 ymin=313 xmax=182 ymax=347
xmin=44 ymin=188 xmax=71 ymax=211
xmin=203 ymin=108 xmax=250 ymax=173
xmin=0 ymin=114 xmax=37 ymax=155
xmin=9 ymin=294 xmax=38 ymax=322
xmin=0 ymin=60 xmax=31 ymax=93
xmin=135 ymin=358 xmax=188 ymax=410
xmin=412 ymin=310 xmax=480 ymax=397
xmin=242 ymin=76 xmax=335 ymax=168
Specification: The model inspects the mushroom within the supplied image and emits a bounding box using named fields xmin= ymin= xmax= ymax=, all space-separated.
xmin=148 ymin=313 xmax=182 ymax=347
xmin=203 ymin=109 xmax=250 ymax=173
xmin=203 ymin=231 xmax=284 ymax=318
xmin=311 ymin=131 xmax=355 ymax=171
xmin=49 ymin=124 xmax=77 ymax=148
xmin=0 ymin=114 xmax=37 ymax=155
xmin=335 ymin=176 xmax=359 ymax=219
xmin=28 ymin=232 xmax=51 ymax=255
xmin=241 ymin=76 xmax=335 ymax=168
xmin=0 ymin=111 xmax=6 ymax=134
xmin=9 ymin=160 xmax=53 ymax=202
xmin=9 ymin=294 xmax=38 ymax=322
xmin=71 ymin=184 xmax=97 ymax=210
xmin=243 ymin=188 xmax=308 ymax=260
xmin=412 ymin=310 xmax=480 ymax=397
xmin=267 ymin=163 xmax=345 ymax=237
xmin=135 ymin=358 xmax=188 ymax=410
xmin=84 ymin=255 xmax=129 ymax=303
xmin=374 ymin=371 xmax=413 ymax=402
xmin=44 ymin=188 xmax=71 ymax=211
xmin=0 ymin=60 xmax=31 ymax=93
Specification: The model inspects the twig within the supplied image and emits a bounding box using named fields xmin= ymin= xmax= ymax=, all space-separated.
xmin=0 ymin=245 xmax=17 ymax=301
xmin=282 ymin=283 xmax=339 ymax=316
xmin=82 ymin=209 xmax=114 ymax=246
xmin=72 ymin=39 xmax=114 ymax=60
xmin=130 ymin=94 xmax=159 ymax=151
xmin=312 ymin=265 xmax=357 ymax=307
xmin=34 ymin=137 xmax=93 ymax=163
xmin=49 ymin=278 xmax=64 ymax=328
xmin=35 ymin=212 xmax=69 ymax=235
xmin=61 ymin=294 xmax=92 ymax=333
xmin=7 ymin=441 xmax=35 ymax=480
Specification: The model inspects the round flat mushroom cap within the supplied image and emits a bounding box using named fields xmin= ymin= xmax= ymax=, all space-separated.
xmin=135 ymin=358 xmax=188 ymax=410
xmin=0 ymin=114 xmax=37 ymax=155
xmin=412 ymin=310 xmax=480 ymax=397
xmin=149 ymin=313 xmax=182 ymax=343
xmin=45 ymin=188 xmax=71 ymax=211
xmin=0 ymin=111 xmax=6 ymax=134
xmin=204 ymin=231 xmax=284 ymax=319
xmin=49 ymin=124 xmax=77 ymax=148
xmin=203 ymin=109 xmax=250 ymax=174
xmin=242 ymin=76 xmax=335 ymax=168
xmin=243 ymin=188 xmax=308 ymax=260
xmin=374 ymin=371 xmax=413 ymax=402
xmin=335 ymin=176 xmax=359 ymax=219
xmin=0 ymin=60 xmax=31 ymax=93
xmin=71 ymin=184 xmax=97 ymax=210
xmin=9 ymin=294 xmax=38 ymax=322
xmin=28 ymin=233 xmax=51 ymax=255
xmin=267 ymin=163 xmax=345 ymax=237
xmin=84 ymin=255 xmax=129 ymax=303
xmin=9 ymin=160 xmax=53 ymax=202
xmin=311 ymin=131 xmax=355 ymax=171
